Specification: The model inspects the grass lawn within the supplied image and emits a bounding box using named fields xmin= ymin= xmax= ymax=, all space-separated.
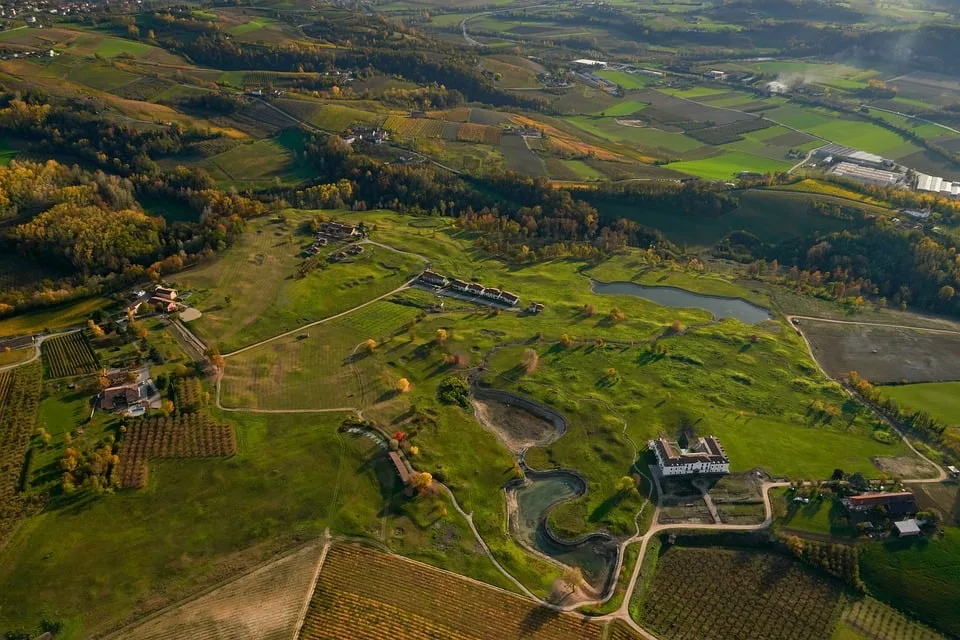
xmin=596 ymin=71 xmax=657 ymax=90
xmin=593 ymin=100 xmax=649 ymax=117
xmin=198 ymin=131 xmax=314 ymax=190
xmin=558 ymin=159 xmax=605 ymax=180
xmin=666 ymin=151 xmax=792 ymax=180
xmin=0 ymin=138 xmax=17 ymax=165
xmin=879 ymin=382 xmax=960 ymax=426
xmin=177 ymin=210 xmax=424 ymax=352
xmin=0 ymin=298 xmax=113 ymax=338
xmin=860 ymin=526 xmax=960 ymax=636
xmin=0 ymin=347 xmax=33 ymax=367
xmin=774 ymin=489 xmax=857 ymax=538
xmin=227 ymin=16 xmax=276 ymax=35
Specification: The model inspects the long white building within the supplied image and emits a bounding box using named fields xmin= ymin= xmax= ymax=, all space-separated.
xmin=650 ymin=436 xmax=730 ymax=476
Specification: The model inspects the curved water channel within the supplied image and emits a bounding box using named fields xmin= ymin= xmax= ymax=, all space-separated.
xmin=471 ymin=388 xmax=619 ymax=595
xmin=591 ymin=280 xmax=772 ymax=324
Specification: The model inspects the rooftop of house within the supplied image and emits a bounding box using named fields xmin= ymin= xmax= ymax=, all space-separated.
xmin=652 ymin=436 xmax=728 ymax=466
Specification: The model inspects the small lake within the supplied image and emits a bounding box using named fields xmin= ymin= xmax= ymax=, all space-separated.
xmin=591 ymin=280 xmax=772 ymax=324
xmin=514 ymin=471 xmax=618 ymax=592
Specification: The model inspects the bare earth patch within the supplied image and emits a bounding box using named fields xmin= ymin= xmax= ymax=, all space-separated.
xmin=801 ymin=321 xmax=960 ymax=383
xmin=118 ymin=542 xmax=325 ymax=639
xmin=472 ymin=396 xmax=561 ymax=453
xmin=872 ymin=455 xmax=939 ymax=479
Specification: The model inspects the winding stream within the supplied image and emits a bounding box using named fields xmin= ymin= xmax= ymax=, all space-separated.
xmin=472 ymin=388 xmax=619 ymax=594
xmin=591 ymin=280 xmax=772 ymax=324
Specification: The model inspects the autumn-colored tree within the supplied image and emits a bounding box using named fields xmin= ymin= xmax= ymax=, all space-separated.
xmin=609 ymin=306 xmax=626 ymax=323
xmin=667 ymin=320 xmax=685 ymax=334
xmin=365 ymin=338 xmax=377 ymax=353
xmin=435 ymin=328 xmax=447 ymax=345
xmin=161 ymin=400 xmax=174 ymax=416
xmin=582 ymin=304 xmax=596 ymax=317
xmin=560 ymin=333 xmax=573 ymax=348
xmin=616 ymin=475 xmax=636 ymax=494
xmin=97 ymin=375 xmax=111 ymax=391
xmin=410 ymin=471 xmax=433 ymax=495
xmin=396 ymin=378 xmax=411 ymax=393
xmin=87 ymin=319 xmax=105 ymax=338
xmin=409 ymin=446 xmax=420 ymax=456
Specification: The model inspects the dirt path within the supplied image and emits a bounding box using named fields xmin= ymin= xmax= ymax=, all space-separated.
xmin=222 ymin=278 xmax=418 ymax=359
xmin=786 ymin=314 xmax=960 ymax=336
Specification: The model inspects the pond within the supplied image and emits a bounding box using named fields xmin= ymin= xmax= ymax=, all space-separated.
xmin=513 ymin=470 xmax=619 ymax=593
xmin=591 ymin=280 xmax=772 ymax=324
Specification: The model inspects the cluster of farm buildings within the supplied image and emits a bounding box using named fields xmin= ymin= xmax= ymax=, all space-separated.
xmin=814 ymin=143 xmax=959 ymax=201
xmin=306 ymin=220 xmax=361 ymax=256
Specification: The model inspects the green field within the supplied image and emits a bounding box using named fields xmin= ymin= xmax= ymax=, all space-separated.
xmin=175 ymin=210 xmax=424 ymax=352
xmin=596 ymin=71 xmax=657 ymax=90
xmin=227 ymin=16 xmax=276 ymax=35
xmin=565 ymin=116 xmax=706 ymax=154
xmin=197 ymin=130 xmax=314 ymax=189
xmin=0 ymin=298 xmax=112 ymax=338
xmin=0 ymin=409 xmax=511 ymax=638
xmin=860 ymin=527 xmax=960 ymax=637
xmin=879 ymin=382 xmax=960 ymax=426
xmin=666 ymin=151 xmax=793 ymax=180
xmin=594 ymin=100 xmax=649 ymax=117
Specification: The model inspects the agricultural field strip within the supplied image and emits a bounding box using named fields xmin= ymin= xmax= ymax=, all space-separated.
xmin=865 ymin=105 xmax=960 ymax=136
xmin=787 ymin=314 xmax=950 ymax=482
xmin=0 ymin=329 xmax=85 ymax=373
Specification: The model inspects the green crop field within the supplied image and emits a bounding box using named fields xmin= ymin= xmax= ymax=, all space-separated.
xmin=597 ymin=71 xmax=657 ymax=90
xmin=565 ymin=116 xmax=706 ymax=154
xmin=636 ymin=546 xmax=845 ymax=640
xmin=666 ymin=150 xmax=793 ymax=180
xmin=227 ymin=16 xmax=276 ymax=35
xmin=879 ymin=382 xmax=960 ymax=426
xmin=594 ymin=100 xmax=649 ymax=117
xmin=860 ymin=527 xmax=960 ymax=637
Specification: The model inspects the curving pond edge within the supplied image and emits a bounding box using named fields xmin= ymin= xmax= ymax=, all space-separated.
xmin=472 ymin=386 xmax=621 ymax=598
xmin=590 ymin=278 xmax=773 ymax=324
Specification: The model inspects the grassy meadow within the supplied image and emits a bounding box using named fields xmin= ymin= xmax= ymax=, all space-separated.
xmin=860 ymin=527 xmax=960 ymax=637
xmin=879 ymin=382 xmax=960 ymax=426
xmin=0 ymin=409 xmax=513 ymax=638
xmin=174 ymin=209 xmax=425 ymax=352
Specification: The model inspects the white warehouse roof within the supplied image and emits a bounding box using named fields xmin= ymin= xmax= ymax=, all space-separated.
xmin=572 ymin=59 xmax=607 ymax=67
